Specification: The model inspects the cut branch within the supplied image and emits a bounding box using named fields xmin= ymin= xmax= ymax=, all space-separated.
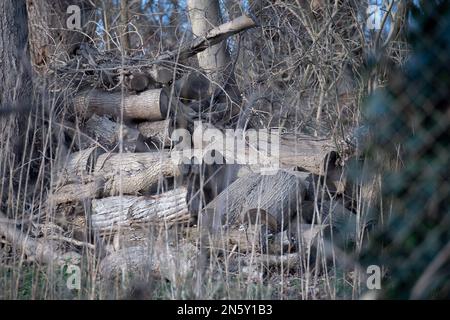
xmin=157 ymin=14 xmax=256 ymax=63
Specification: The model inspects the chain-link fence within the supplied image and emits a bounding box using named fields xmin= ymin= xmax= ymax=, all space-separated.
xmin=357 ymin=1 xmax=450 ymax=299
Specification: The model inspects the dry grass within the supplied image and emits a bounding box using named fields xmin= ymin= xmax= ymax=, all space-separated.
xmin=0 ymin=0 xmax=410 ymax=300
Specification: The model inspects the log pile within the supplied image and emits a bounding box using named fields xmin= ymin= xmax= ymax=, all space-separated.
xmin=0 ymin=14 xmax=366 ymax=285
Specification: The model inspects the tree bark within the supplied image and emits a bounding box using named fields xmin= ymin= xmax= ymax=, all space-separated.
xmin=74 ymin=88 xmax=168 ymax=121
xmin=138 ymin=119 xmax=172 ymax=147
xmin=91 ymin=188 xmax=189 ymax=233
xmin=120 ymin=0 xmax=130 ymax=54
xmin=26 ymin=0 xmax=96 ymax=73
xmin=201 ymin=170 xmax=307 ymax=234
xmin=0 ymin=0 xmax=33 ymax=209
xmin=52 ymin=151 xmax=180 ymax=204
xmin=194 ymin=127 xmax=337 ymax=175
xmin=187 ymin=0 xmax=244 ymax=115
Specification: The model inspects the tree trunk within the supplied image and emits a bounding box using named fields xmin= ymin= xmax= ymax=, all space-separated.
xmin=187 ymin=0 xmax=229 ymax=87
xmin=26 ymin=0 xmax=96 ymax=73
xmin=187 ymin=0 xmax=242 ymax=115
xmin=0 ymin=0 xmax=33 ymax=210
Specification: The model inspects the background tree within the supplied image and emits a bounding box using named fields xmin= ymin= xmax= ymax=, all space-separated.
xmin=0 ymin=0 xmax=32 ymax=213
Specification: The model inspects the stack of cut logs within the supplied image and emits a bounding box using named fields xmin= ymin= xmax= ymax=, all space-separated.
xmin=0 ymin=15 xmax=363 ymax=283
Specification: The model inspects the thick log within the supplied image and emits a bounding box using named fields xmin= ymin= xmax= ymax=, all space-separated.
xmin=0 ymin=212 xmax=80 ymax=266
xmin=51 ymin=179 xmax=105 ymax=204
xmin=193 ymin=126 xmax=337 ymax=175
xmin=91 ymin=188 xmax=189 ymax=233
xmin=94 ymin=152 xmax=178 ymax=195
xmin=52 ymin=152 xmax=180 ymax=204
xmin=201 ymin=170 xmax=307 ymax=234
xmin=278 ymin=134 xmax=337 ymax=174
xmin=137 ymin=119 xmax=172 ymax=147
xmin=57 ymin=146 xmax=104 ymax=185
xmin=74 ymin=88 xmax=168 ymax=121
xmin=99 ymin=242 xmax=197 ymax=282
xmin=83 ymin=115 xmax=139 ymax=152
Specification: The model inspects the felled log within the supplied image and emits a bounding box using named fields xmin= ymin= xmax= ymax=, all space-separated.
xmin=52 ymin=151 xmax=180 ymax=204
xmin=137 ymin=119 xmax=172 ymax=147
xmin=74 ymin=88 xmax=168 ymax=121
xmin=95 ymin=152 xmax=178 ymax=195
xmin=91 ymin=188 xmax=189 ymax=233
xmin=99 ymin=241 xmax=197 ymax=283
xmin=278 ymin=134 xmax=337 ymax=174
xmin=194 ymin=126 xmax=337 ymax=175
xmin=0 ymin=212 xmax=80 ymax=266
xmin=83 ymin=115 xmax=139 ymax=152
xmin=51 ymin=179 xmax=105 ymax=204
xmin=201 ymin=170 xmax=307 ymax=234
xmin=57 ymin=146 xmax=104 ymax=185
